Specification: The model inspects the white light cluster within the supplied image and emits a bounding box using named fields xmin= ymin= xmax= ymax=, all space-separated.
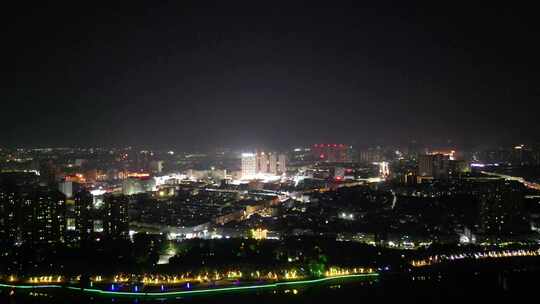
xmin=154 ymin=173 xmax=188 ymax=186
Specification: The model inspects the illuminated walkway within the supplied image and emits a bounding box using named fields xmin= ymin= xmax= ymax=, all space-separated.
xmin=0 ymin=273 xmax=378 ymax=299
xmin=411 ymin=249 xmax=540 ymax=267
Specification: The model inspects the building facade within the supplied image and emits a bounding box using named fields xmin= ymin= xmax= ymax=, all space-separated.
xmin=241 ymin=151 xmax=287 ymax=179
xmin=312 ymin=144 xmax=353 ymax=163
xmin=103 ymin=194 xmax=130 ymax=240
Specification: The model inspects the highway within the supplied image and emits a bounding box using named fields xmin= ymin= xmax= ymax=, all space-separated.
xmin=481 ymin=171 xmax=540 ymax=191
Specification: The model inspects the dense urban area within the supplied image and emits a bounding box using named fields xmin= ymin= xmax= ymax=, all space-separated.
xmin=4 ymin=1 xmax=540 ymax=302
xmin=1 ymin=143 xmax=540 ymax=297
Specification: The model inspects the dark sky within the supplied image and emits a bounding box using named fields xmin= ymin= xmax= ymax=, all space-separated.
xmin=3 ymin=2 xmax=539 ymax=150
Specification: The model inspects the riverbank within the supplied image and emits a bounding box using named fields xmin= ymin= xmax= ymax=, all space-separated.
xmin=0 ymin=273 xmax=379 ymax=300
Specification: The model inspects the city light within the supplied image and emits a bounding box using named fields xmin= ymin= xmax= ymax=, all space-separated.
xmin=2 ymin=2 xmax=539 ymax=302
xmin=250 ymin=228 xmax=268 ymax=240
xmin=411 ymin=249 xmax=540 ymax=267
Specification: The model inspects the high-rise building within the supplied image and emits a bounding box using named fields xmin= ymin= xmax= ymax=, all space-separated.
xmin=103 ymin=194 xmax=129 ymax=240
xmin=418 ymin=154 xmax=449 ymax=178
xmin=359 ymin=147 xmax=383 ymax=163
xmin=418 ymin=153 xmax=469 ymax=179
xmin=278 ymin=153 xmax=287 ymax=174
xmin=378 ymin=161 xmax=390 ymax=178
xmin=289 ymin=147 xmax=312 ymax=162
xmin=269 ymin=154 xmax=277 ymax=174
xmin=241 ymin=153 xmax=257 ymax=178
xmin=401 ymin=171 xmax=417 ymax=185
xmin=241 ymin=152 xmax=287 ymax=179
xmin=0 ymin=185 xmax=18 ymax=245
xmin=58 ymin=180 xmax=81 ymax=199
xmin=418 ymin=154 xmax=435 ymax=177
xmin=478 ymin=181 xmax=529 ymax=235
xmin=257 ymin=152 xmax=269 ymax=174
xmin=313 ymin=144 xmax=352 ymax=163
xmin=74 ymin=190 xmax=94 ymax=242
xmin=149 ymin=160 xmax=164 ymax=174
xmin=20 ymin=187 xmax=66 ymax=245
xmin=447 ymin=159 xmax=470 ymax=175
xmin=407 ymin=140 xmax=421 ymax=159
xmin=2 ymin=179 xmax=68 ymax=246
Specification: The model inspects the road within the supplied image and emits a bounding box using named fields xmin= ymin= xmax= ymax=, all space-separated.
xmin=481 ymin=171 xmax=540 ymax=191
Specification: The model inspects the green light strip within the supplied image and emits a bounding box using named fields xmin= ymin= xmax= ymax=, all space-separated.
xmin=1 ymin=273 xmax=378 ymax=298
xmin=69 ymin=274 xmax=378 ymax=297
xmin=0 ymin=283 xmax=61 ymax=289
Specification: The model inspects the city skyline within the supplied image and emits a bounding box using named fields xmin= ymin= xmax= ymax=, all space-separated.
xmin=3 ymin=3 xmax=540 ymax=302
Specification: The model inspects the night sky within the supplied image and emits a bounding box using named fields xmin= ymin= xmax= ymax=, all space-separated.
xmin=4 ymin=2 xmax=539 ymax=150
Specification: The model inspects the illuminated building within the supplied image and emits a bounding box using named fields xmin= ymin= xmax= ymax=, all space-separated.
xmin=313 ymin=144 xmax=352 ymax=163
xmin=2 ymin=181 xmax=67 ymax=246
xmin=0 ymin=187 xmax=18 ymax=245
xmin=448 ymin=159 xmax=470 ymax=174
xmin=103 ymin=194 xmax=129 ymax=240
xmin=278 ymin=154 xmax=287 ymax=173
xmin=83 ymin=169 xmax=99 ymax=183
xmin=136 ymin=150 xmax=152 ymax=172
xmin=478 ymin=181 xmax=529 ymax=235
xmin=418 ymin=153 xmax=469 ymax=179
xmin=257 ymin=152 xmax=269 ymax=173
xmin=241 ymin=153 xmax=257 ymax=178
xmin=20 ymin=187 xmax=66 ymax=245
xmin=187 ymin=168 xmax=227 ymax=180
xmin=149 ymin=160 xmax=164 ymax=174
xmin=242 ymin=151 xmax=287 ymax=179
xmin=126 ymin=172 xmax=151 ymax=178
xmin=93 ymin=219 xmax=104 ymax=233
xmin=64 ymin=173 xmax=86 ymax=183
xmin=268 ymin=153 xmax=277 ymax=174
xmin=458 ymin=227 xmax=476 ymax=244
xmin=334 ymin=167 xmax=346 ymax=180
xmin=154 ymin=173 xmax=187 ymax=186
xmin=250 ymin=228 xmax=268 ymax=240
xmin=418 ymin=154 xmax=449 ymax=178
xmin=359 ymin=147 xmax=383 ymax=163
xmin=428 ymin=149 xmax=457 ymax=160
xmin=378 ymin=161 xmax=390 ymax=178
xmin=58 ymin=180 xmax=81 ymax=199
xmin=74 ymin=190 xmax=94 ymax=242
xmin=402 ymin=171 xmax=417 ymax=185
xmin=290 ymin=147 xmax=312 ymax=162
xmin=122 ymin=177 xmax=156 ymax=195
